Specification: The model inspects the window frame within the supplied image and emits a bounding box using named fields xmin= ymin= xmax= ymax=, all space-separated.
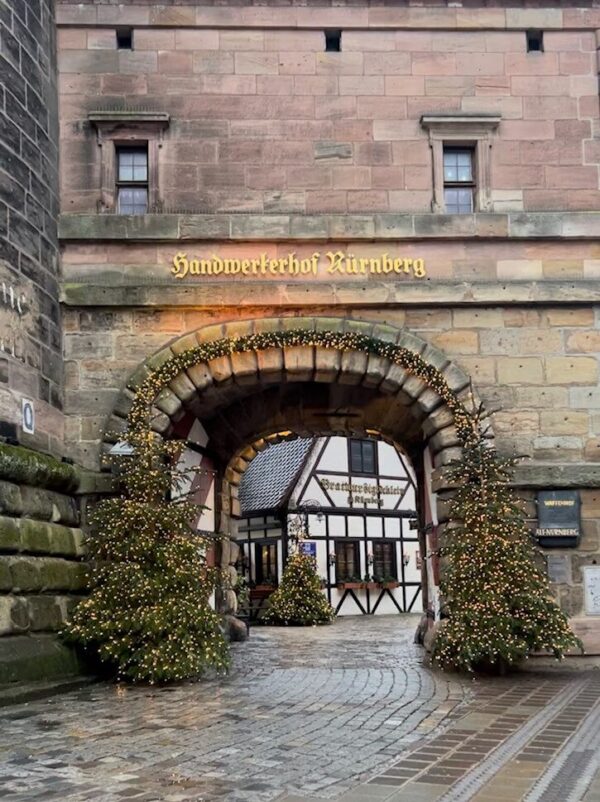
xmin=372 ymin=541 xmax=397 ymax=582
xmin=443 ymin=147 xmax=476 ymax=215
xmin=254 ymin=540 xmax=278 ymax=586
xmin=88 ymin=111 xmax=169 ymax=213
xmin=348 ymin=438 xmax=378 ymax=477
xmin=335 ymin=540 xmax=361 ymax=583
xmin=116 ymin=145 xmax=149 ymax=215
xmin=420 ymin=114 xmax=500 ymax=214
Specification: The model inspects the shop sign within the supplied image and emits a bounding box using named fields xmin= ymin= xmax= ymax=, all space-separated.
xmin=535 ymin=490 xmax=580 ymax=547
xmin=170 ymin=250 xmax=427 ymax=280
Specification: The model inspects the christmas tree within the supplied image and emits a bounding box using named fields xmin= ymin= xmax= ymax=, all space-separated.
xmin=264 ymin=550 xmax=335 ymax=626
xmin=432 ymin=411 xmax=581 ymax=672
xmin=63 ymin=429 xmax=229 ymax=683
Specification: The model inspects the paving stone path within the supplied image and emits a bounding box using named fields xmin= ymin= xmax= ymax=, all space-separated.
xmin=0 ymin=616 xmax=598 ymax=802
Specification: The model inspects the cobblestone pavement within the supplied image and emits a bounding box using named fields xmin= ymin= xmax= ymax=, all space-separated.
xmin=0 ymin=616 xmax=599 ymax=802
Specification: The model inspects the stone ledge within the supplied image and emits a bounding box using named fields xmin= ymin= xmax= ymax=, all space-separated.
xmin=58 ymin=212 xmax=600 ymax=243
xmin=60 ymin=279 xmax=600 ymax=308
xmin=55 ymin=4 xmax=569 ymax=31
xmin=0 ymin=634 xmax=89 ymax=685
xmin=433 ymin=462 xmax=600 ymax=493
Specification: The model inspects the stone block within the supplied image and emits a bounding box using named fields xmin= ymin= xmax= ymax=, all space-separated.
xmin=0 ymin=516 xmax=21 ymax=552
xmin=9 ymin=557 xmax=41 ymax=592
xmin=19 ymin=519 xmax=50 ymax=553
xmin=283 ymin=346 xmax=314 ymax=381
xmin=27 ymin=596 xmax=65 ymax=632
xmin=0 ymin=482 xmax=23 ymax=517
xmin=497 ymin=358 xmax=544 ymax=385
xmin=546 ymin=357 xmax=598 ymax=385
xmin=569 ymin=388 xmax=600 ymax=409
xmin=540 ymin=410 xmax=590 ymax=436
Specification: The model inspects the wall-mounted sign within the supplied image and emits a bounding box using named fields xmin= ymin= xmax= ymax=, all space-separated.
xmin=583 ymin=566 xmax=600 ymax=616
xmin=299 ymin=541 xmax=317 ymax=559
xmin=171 ymin=250 xmax=427 ymax=280
xmin=535 ymin=490 xmax=580 ymax=548
xmin=546 ymin=554 xmax=572 ymax=585
xmin=21 ymin=398 xmax=35 ymax=435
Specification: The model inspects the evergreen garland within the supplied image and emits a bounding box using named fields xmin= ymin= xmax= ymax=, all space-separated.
xmin=263 ymin=551 xmax=335 ymax=626
xmin=431 ymin=408 xmax=581 ymax=672
xmin=63 ymin=429 xmax=229 ymax=684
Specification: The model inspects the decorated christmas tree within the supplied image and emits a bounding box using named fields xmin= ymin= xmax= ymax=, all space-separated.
xmin=432 ymin=411 xmax=581 ymax=672
xmin=264 ymin=549 xmax=335 ymax=626
xmin=63 ymin=429 xmax=229 ymax=683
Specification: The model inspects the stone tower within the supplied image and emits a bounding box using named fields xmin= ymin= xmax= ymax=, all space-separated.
xmin=0 ymin=0 xmax=63 ymax=456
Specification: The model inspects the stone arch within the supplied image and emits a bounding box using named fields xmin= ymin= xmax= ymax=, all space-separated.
xmin=102 ymin=315 xmax=486 ymax=618
xmin=105 ymin=315 xmax=477 ymax=459
xmin=103 ymin=314 xmax=483 ymax=530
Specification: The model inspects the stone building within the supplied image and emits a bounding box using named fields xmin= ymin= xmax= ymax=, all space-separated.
xmin=1 ymin=0 xmax=600 ymax=680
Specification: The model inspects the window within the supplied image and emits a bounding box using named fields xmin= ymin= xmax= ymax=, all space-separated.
xmin=335 ymin=541 xmax=360 ymax=582
xmin=527 ymin=29 xmax=543 ymax=52
xmin=420 ymin=114 xmax=500 ymax=213
xmin=255 ymin=542 xmax=277 ymax=585
xmin=349 ymin=439 xmax=377 ymax=475
xmin=373 ymin=542 xmax=397 ymax=581
xmin=325 ymin=29 xmax=341 ymax=52
xmin=116 ymin=27 xmax=133 ymax=50
xmin=443 ymin=148 xmax=475 ymax=214
xmin=88 ymin=111 xmax=169 ymax=214
xmin=116 ymin=146 xmax=148 ymax=214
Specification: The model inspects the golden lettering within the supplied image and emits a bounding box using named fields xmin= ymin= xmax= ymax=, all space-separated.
xmin=170 ymin=250 xmax=428 ymax=280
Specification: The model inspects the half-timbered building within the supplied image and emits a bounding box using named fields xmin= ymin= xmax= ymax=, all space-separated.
xmin=237 ymin=437 xmax=422 ymax=617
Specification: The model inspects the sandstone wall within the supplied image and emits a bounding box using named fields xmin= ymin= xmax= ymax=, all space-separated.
xmin=57 ymin=5 xmax=600 ymax=215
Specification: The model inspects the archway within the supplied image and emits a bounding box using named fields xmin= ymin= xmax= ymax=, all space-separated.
xmin=103 ymin=316 xmax=481 ymax=623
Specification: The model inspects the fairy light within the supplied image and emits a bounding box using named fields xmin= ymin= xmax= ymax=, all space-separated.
xmin=64 ymin=330 xmax=579 ymax=680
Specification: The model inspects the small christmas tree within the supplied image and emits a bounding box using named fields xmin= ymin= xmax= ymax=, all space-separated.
xmin=432 ymin=410 xmax=581 ymax=672
xmin=63 ymin=430 xmax=229 ymax=683
xmin=264 ymin=550 xmax=335 ymax=626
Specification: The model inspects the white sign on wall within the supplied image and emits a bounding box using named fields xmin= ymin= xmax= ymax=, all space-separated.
xmin=22 ymin=398 xmax=35 ymax=435
xmin=583 ymin=566 xmax=600 ymax=616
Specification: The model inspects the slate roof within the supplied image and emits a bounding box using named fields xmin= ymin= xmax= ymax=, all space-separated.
xmin=239 ymin=438 xmax=314 ymax=516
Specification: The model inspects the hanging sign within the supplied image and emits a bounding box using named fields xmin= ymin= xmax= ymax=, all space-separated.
xmin=299 ymin=541 xmax=317 ymax=559
xmin=170 ymin=250 xmax=427 ymax=280
xmin=535 ymin=490 xmax=580 ymax=547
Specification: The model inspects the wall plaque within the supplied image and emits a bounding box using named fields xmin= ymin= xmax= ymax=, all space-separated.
xmin=583 ymin=566 xmax=600 ymax=616
xmin=535 ymin=490 xmax=580 ymax=548
xmin=546 ymin=554 xmax=572 ymax=585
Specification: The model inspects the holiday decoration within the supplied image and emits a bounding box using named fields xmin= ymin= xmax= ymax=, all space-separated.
xmin=431 ymin=405 xmax=581 ymax=672
xmin=90 ymin=327 xmax=577 ymax=675
xmin=263 ymin=550 xmax=335 ymax=626
xmin=63 ymin=428 xmax=229 ymax=683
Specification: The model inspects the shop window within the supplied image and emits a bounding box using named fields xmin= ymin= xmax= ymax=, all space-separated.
xmin=443 ymin=148 xmax=475 ymax=215
xmin=335 ymin=540 xmax=360 ymax=582
xmin=349 ymin=439 xmax=377 ymax=475
xmin=325 ymin=29 xmax=341 ymax=52
xmin=116 ymin=27 xmax=133 ymax=50
xmin=527 ymin=30 xmax=543 ymax=52
xmin=255 ymin=541 xmax=278 ymax=586
xmin=116 ymin=146 xmax=149 ymax=215
xmin=420 ymin=113 xmax=500 ymax=213
xmin=373 ymin=541 xmax=397 ymax=581
xmin=88 ymin=111 xmax=169 ymax=213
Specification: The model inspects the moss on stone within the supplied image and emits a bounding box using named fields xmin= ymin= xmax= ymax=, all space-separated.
xmin=0 ymin=444 xmax=77 ymax=492
xmin=0 ymin=517 xmax=21 ymax=552
xmin=19 ymin=519 xmax=51 ymax=553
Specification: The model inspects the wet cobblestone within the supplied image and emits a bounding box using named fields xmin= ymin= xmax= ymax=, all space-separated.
xmin=0 ymin=616 xmax=598 ymax=802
